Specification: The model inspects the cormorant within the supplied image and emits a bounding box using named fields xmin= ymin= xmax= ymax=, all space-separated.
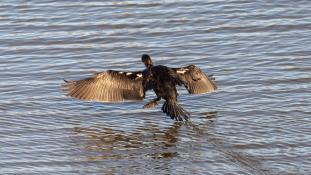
xmin=63 ymin=54 xmax=217 ymax=121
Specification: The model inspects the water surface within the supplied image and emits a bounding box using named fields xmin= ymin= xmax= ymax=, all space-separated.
xmin=1 ymin=0 xmax=311 ymax=174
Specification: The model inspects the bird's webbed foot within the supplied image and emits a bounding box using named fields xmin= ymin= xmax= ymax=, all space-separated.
xmin=143 ymin=97 xmax=161 ymax=109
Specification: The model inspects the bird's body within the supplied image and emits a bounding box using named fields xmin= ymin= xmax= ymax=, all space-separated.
xmin=145 ymin=65 xmax=179 ymax=100
xmin=63 ymin=54 xmax=217 ymax=121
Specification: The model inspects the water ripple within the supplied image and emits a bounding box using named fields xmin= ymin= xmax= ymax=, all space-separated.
xmin=1 ymin=0 xmax=311 ymax=174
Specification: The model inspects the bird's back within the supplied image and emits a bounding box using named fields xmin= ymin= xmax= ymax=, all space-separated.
xmin=149 ymin=65 xmax=179 ymax=100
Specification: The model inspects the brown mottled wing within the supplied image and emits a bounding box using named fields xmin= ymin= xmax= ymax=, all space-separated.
xmin=173 ymin=65 xmax=217 ymax=94
xmin=63 ymin=70 xmax=144 ymax=102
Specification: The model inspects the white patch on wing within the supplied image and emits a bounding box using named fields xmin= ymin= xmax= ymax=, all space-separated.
xmin=177 ymin=68 xmax=188 ymax=74
xmin=118 ymin=72 xmax=124 ymax=74
xmin=126 ymin=72 xmax=133 ymax=75
xmin=136 ymin=73 xmax=143 ymax=78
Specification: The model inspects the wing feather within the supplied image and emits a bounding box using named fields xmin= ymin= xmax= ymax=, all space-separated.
xmin=173 ymin=65 xmax=217 ymax=94
xmin=63 ymin=70 xmax=145 ymax=102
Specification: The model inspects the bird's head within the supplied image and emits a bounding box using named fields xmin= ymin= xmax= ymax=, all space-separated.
xmin=141 ymin=54 xmax=153 ymax=68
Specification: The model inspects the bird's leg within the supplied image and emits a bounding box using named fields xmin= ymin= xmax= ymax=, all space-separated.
xmin=143 ymin=97 xmax=161 ymax=109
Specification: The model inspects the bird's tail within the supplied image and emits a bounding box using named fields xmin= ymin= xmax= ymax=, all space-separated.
xmin=161 ymin=100 xmax=190 ymax=121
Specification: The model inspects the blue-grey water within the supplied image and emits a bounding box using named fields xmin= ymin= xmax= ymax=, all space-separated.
xmin=1 ymin=0 xmax=311 ymax=174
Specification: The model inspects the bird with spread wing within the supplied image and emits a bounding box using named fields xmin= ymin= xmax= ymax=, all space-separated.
xmin=63 ymin=54 xmax=217 ymax=121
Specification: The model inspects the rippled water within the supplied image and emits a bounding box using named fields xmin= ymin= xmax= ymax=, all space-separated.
xmin=1 ymin=0 xmax=311 ymax=174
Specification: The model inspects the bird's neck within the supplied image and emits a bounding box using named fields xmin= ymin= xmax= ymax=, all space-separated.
xmin=147 ymin=64 xmax=153 ymax=69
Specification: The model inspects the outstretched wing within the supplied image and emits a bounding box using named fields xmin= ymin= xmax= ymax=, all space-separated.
xmin=63 ymin=70 xmax=145 ymax=102
xmin=173 ymin=65 xmax=217 ymax=94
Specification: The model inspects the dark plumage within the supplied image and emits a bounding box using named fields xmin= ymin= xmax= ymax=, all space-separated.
xmin=63 ymin=54 xmax=217 ymax=121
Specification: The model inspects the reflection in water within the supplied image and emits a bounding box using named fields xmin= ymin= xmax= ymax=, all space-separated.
xmin=72 ymin=121 xmax=184 ymax=161
xmin=72 ymin=111 xmax=272 ymax=174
